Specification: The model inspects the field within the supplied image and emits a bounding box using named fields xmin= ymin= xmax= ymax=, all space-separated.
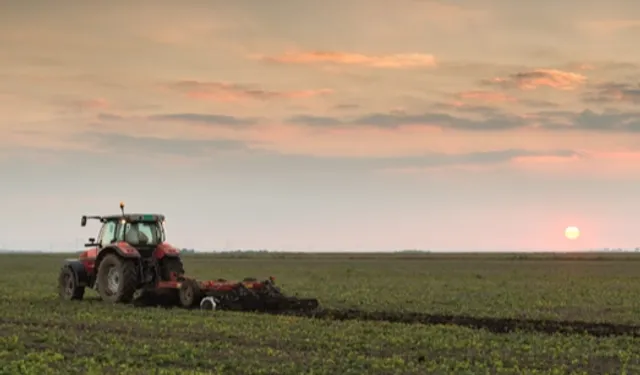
xmin=3 ymin=252 xmax=640 ymax=374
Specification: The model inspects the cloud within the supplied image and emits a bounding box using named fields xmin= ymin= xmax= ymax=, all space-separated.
xmin=569 ymin=109 xmax=640 ymax=132
xmin=66 ymin=127 xmax=581 ymax=174
xmin=531 ymin=109 xmax=640 ymax=132
xmin=287 ymin=115 xmax=345 ymax=127
xmin=455 ymin=90 xmax=517 ymax=103
xmin=165 ymin=81 xmax=332 ymax=102
xmin=77 ymin=132 xmax=249 ymax=157
xmin=255 ymin=51 xmax=436 ymax=69
xmin=431 ymin=102 xmax=501 ymax=116
xmin=481 ymin=69 xmax=587 ymax=90
xmin=583 ymin=82 xmax=640 ymax=104
xmin=356 ymin=112 xmax=526 ymax=130
xmin=96 ymin=112 xmax=258 ymax=127
xmin=287 ymin=106 xmax=640 ymax=134
xmin=511 ymin=154 xmax=581 ymax=164
xmin=378 ymin=149 xmax=581 ymax=173
xmin=288 ymin=111 xmax=527 ymax=131
xmin=519 ymin=99 xmax=559 ymax=108
xmin=86 ymin=107 xmax=640 ymax=164
xmin=146 ymin=113 xmax=258 ymax=127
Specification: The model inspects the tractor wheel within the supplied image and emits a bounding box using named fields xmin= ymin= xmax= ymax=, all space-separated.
xmin=160 ymin=257 xmax=185 ymax=281
xmin=58 ymin=266 xmax=85 ymax=300
xmin=96 ymin=254 xmax=138 ymax=304
xmin=178 ymin=279 xmax=202 ymax=308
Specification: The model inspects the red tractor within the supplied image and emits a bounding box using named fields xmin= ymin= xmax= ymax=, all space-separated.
xmin=58 ymin=202 xmax=319 ymax=312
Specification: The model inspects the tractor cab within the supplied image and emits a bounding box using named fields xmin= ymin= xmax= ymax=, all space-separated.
xmin=82 ymin=203 xmax=167 ymax=257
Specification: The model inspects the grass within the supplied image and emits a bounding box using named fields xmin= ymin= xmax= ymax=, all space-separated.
xmin=2 ymin=252 xmax=640 ymax=374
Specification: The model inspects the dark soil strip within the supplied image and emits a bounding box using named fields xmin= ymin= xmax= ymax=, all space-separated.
xmin=265 ymin=308 xmax=640 ymax=338
xmin=131 ymin=295 xmax=640 ymax=338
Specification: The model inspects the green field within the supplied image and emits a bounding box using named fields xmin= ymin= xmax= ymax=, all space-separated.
xmin=2 ymin=252 xmax=640 ymax=374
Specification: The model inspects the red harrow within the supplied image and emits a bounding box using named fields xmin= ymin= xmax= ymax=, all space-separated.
xmin=160 ymin=274 xmax=319 ymax=311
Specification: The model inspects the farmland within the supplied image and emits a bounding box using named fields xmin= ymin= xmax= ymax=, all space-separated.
xmin=2 ymin=252 xmax=640 ymax=374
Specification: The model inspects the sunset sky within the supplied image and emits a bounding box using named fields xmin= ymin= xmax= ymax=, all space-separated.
xmin=2 ymin=0 xmax=640 ymax=252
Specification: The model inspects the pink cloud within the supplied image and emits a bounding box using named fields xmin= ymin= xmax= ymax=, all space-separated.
xmin=255 ymin=51 xmax=437 ymax=69
xmin=483 ymin=69 xmax=586 ymax=90
xmin=166 ymin=81 xmax=332 ymax=102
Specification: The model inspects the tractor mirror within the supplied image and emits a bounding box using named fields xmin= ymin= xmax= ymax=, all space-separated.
xmin=81 ymin=216 xmax=87 ymax=227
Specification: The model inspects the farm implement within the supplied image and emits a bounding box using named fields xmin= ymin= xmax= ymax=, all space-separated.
xmin=58 ymin=202 xmax=319 ymax=312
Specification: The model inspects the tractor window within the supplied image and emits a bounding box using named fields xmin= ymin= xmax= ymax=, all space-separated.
xmin=99 ymin=221 xmax=116 ymax=247
xmin=137 ymin=224 xmax=154 ymax=243
xmin=121 ymin=221 xmax=163 ymax=246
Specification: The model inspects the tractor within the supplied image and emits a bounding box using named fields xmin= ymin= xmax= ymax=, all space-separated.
xmin=58 ymin=202 xmax=319 ymax=312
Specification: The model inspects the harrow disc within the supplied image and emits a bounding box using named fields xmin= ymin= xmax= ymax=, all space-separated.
xmin=200 ymin=296 xmax=218 ymax=311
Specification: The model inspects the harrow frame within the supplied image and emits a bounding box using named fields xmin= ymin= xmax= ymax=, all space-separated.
xmin=154 ymin=274 xmax=320 ymax=312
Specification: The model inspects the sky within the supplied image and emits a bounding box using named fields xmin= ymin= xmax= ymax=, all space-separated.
xmin=2 ymin=0 xmax=640 ymax=252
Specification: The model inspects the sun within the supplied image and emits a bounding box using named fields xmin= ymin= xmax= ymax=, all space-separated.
xmin=565 ymin=226 xmax=580 ymax=240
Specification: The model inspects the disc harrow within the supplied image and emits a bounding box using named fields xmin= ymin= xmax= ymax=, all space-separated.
xmin=159 ymin=274 xmax=320 ymax=313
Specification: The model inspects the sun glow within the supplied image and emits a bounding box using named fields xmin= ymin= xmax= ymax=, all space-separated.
xmin=564 ymin=226 xmax=580 ymax=240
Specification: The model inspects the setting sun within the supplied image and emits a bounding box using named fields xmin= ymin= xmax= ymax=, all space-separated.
xmin=564 ymin=226 xmax=580 ymax=240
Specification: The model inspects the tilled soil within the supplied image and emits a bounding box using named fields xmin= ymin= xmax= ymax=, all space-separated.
xmin=129 ymin=293 xmax=640 ymax=337
xmin=267 ymin=308 xmax=640 ymax=337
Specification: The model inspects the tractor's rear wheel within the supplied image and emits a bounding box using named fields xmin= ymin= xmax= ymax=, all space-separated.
xmin=160 ymin=257 xmax=185 ymax=281
xmin=58 ymin=266 xmax=85 ymax=300
xmin=97 ymin=254 xmax=138 ymax=303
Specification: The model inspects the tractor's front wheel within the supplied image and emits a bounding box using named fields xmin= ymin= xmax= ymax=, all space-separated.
xmin=96 ymin=254 xmax=138 ymax=303
xmin=58 ymin=266 xmax=85 ymax=300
